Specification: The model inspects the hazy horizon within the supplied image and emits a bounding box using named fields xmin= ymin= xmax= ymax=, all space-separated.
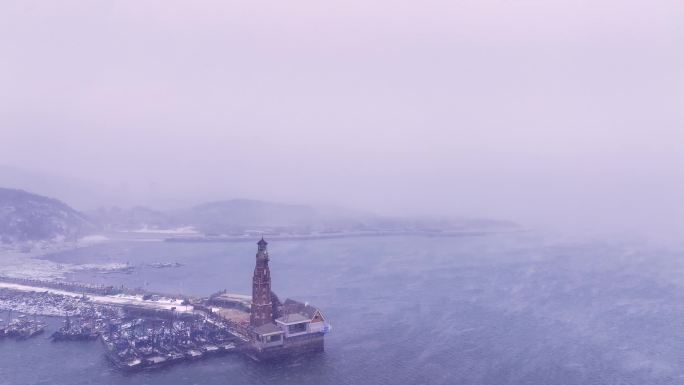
xmin=2 ymin=0 xmax=683 ymax=239
xmin=3 ymin=3 xmax=684 ymax=383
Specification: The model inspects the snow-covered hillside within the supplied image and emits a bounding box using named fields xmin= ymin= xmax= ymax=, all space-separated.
xmin=0 ymin=187 xmax=96 ymax=244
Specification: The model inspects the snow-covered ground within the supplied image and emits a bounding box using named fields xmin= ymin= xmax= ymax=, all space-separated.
xmin=79 ymin=234 xmax=110 ymax=244
xmin=0 ymin=281 xmax=193 ymax=313
xmin=129 ymin=226 xmax=198 ymax=235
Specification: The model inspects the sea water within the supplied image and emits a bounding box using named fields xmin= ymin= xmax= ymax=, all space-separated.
xmin=2 ymin=233 xmax=684 ymax=385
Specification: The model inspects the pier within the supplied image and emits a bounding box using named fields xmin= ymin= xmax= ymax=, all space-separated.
xmin=0 ymin=239 xmax=329 ymax=370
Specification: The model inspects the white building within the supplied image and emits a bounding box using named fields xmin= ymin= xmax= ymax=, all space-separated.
xmin=251 ymin=299 xmax=329 ymax=351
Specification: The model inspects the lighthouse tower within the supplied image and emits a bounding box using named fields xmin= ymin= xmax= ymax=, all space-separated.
xmin=250 ymin=237 xmax=273 ymax=327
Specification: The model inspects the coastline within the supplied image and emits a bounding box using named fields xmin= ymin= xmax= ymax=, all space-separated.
xmin=163 ymin=228 xmax=522 ymax=243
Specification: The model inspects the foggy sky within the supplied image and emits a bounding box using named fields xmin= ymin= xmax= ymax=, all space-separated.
xmin=1 ymin=0 xmax=683 ymax=237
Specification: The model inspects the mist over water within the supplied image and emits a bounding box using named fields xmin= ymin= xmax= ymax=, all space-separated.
xmin=4 ymin=233 xmax=684 ymax=384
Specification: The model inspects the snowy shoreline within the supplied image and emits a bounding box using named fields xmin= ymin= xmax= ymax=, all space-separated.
xmin=0 ymin=280 xmax=193 ymax=317
xmin=0 ymin=235 xmax=129 ymax=281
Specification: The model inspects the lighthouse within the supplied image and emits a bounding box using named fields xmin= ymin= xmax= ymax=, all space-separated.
xmin=250 ymin=237 xmax=273 ymax=327
xmin=244 ymin=238 xmax=328 ymax=360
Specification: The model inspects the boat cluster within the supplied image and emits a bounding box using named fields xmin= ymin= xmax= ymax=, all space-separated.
xmin=51 ymin=313 xmax=109 ymax=341
xmin=0 ymin=288 xmax=110 ymax=317
xmin=100 ymin=315 xmax=239 ymax=370
xmin=0 ymin=311 xmax=47 ymax=340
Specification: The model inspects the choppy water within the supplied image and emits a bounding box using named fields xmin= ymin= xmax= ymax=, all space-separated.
xmin=3 ymin=233 xmax=684 ymax=385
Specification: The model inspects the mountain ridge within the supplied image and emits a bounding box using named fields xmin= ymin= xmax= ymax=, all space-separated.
xmin=90 ymin=198 xmax=519 ymax=235
xmin=0 ymin=187 xmax=519 ymax=243
xmin=0 ymin=187 xmax=97 ymax=244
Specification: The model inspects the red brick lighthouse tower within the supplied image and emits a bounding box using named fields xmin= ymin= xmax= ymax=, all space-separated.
xmin=250 ymin=237 xmax=273 ymax=327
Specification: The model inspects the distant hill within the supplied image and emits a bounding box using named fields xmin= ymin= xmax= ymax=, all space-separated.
xmin=176 ymin=199 xmax=328 ymax=234
xmin=85 ymin=198 xmax=519 ymax=236
xmin=86 ymin=199 xmax=367 ymax=234
xmin=170 ymin=199 xmax=519 ymax=236
xmin=0 ymin=184 xmax=518 ymax=245
xmin=87 ymin=206 xmax=173 ymax=232
xmin=0 ymin=187 xmax=96 ymax=244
